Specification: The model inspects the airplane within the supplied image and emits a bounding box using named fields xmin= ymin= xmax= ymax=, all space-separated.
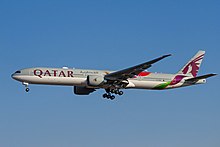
xmin=12 ymin=50 xmax=217 ymax=100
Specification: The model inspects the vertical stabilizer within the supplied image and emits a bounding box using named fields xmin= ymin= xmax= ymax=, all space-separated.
xmin=178 ymin=50 xmax=205 ymax=77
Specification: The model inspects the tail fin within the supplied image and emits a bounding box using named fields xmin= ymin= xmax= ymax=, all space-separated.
xmin=178 ymin=50 xmax=205 ymax=77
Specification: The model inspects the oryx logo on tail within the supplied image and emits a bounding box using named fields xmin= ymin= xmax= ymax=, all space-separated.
xmin=182 ymin=54 xmax=204 ymax=77
xmin=178 ymin=50 xmax=205 ymax=77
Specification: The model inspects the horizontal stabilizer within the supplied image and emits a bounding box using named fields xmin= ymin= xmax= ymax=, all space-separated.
xmin=185 ymin=73 xmax=217 ymax=82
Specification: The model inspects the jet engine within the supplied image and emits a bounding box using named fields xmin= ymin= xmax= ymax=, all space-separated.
xmin=87 ymin=75 xmax=105 ymax=87
xmin=73 ymin=86 xmax=95 ymax=95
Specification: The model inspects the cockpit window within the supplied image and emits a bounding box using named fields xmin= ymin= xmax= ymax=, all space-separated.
xmin=15 ymin=71 xmax=21 ymax=73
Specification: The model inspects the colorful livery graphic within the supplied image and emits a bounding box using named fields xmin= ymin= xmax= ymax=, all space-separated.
xmin=12 ymin=50 xmax=216 ymax=100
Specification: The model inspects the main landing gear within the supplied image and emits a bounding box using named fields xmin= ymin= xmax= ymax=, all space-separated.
xmin=103 ymin=93 xmax=115 ymax=100
xmin=103 ymin=89 xmax=124 ymax=100
xmin=22 ymin=82 xmax=30 ymax=92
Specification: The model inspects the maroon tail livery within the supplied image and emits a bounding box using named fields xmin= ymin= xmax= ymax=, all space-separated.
xmin=178 ymin=50 xmax=205 ymax=77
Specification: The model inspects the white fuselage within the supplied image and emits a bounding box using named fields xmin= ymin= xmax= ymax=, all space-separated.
xmin=11 ymin=67 xmax=205 ymax=90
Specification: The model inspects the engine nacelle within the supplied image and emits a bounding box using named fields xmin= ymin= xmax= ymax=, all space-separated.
xmin=87 ymin=75 xmax=105 ymax=87
xmin=73 ymin=86 xmax=95 ymax=95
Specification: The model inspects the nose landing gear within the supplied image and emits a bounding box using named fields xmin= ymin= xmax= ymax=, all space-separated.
xmin=25 ymin=88 xmax=30 ymax=92
xmin=22 ymin=82 xmax=30 ymax=93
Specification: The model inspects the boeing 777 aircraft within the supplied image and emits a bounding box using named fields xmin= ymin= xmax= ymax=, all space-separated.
xmin=12 ymin=50 xmax=216 ymax=100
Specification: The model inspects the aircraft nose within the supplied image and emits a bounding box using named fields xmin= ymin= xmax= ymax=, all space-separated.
xmin=12 ymin=70 xmax=22 ymax=80
xmin=11 ymin=73 xmax=16 ymax=79
xmin=11 ymin=74 xmax=21 ymax=81
xmin=11 ymin=73 xmax=20 ymax=80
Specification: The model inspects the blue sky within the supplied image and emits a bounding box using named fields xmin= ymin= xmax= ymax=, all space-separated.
xmin=0 ymin=0 xmax=220 ymax=146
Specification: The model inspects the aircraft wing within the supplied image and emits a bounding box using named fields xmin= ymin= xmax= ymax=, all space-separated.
xmin=104 ymin=54 xmax=171 ymax=81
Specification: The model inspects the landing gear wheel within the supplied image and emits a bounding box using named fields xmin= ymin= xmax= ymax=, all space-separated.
xmin=25 ymin=88 xmax=30 ymax=92
xmin=107 ymin=94 xmax=111 ymax=99
xmin=110 ymin=89 xmax=115 ymax=93
xmin=119 ymin=91 xmax=123 ymax=95
xmin=110 ymin=95 xmax=115 ymax=100
xmin=115 ymin=90 xmax=119 ymax=95
xmin=103 ymin=93 xmax=107 ymax=98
